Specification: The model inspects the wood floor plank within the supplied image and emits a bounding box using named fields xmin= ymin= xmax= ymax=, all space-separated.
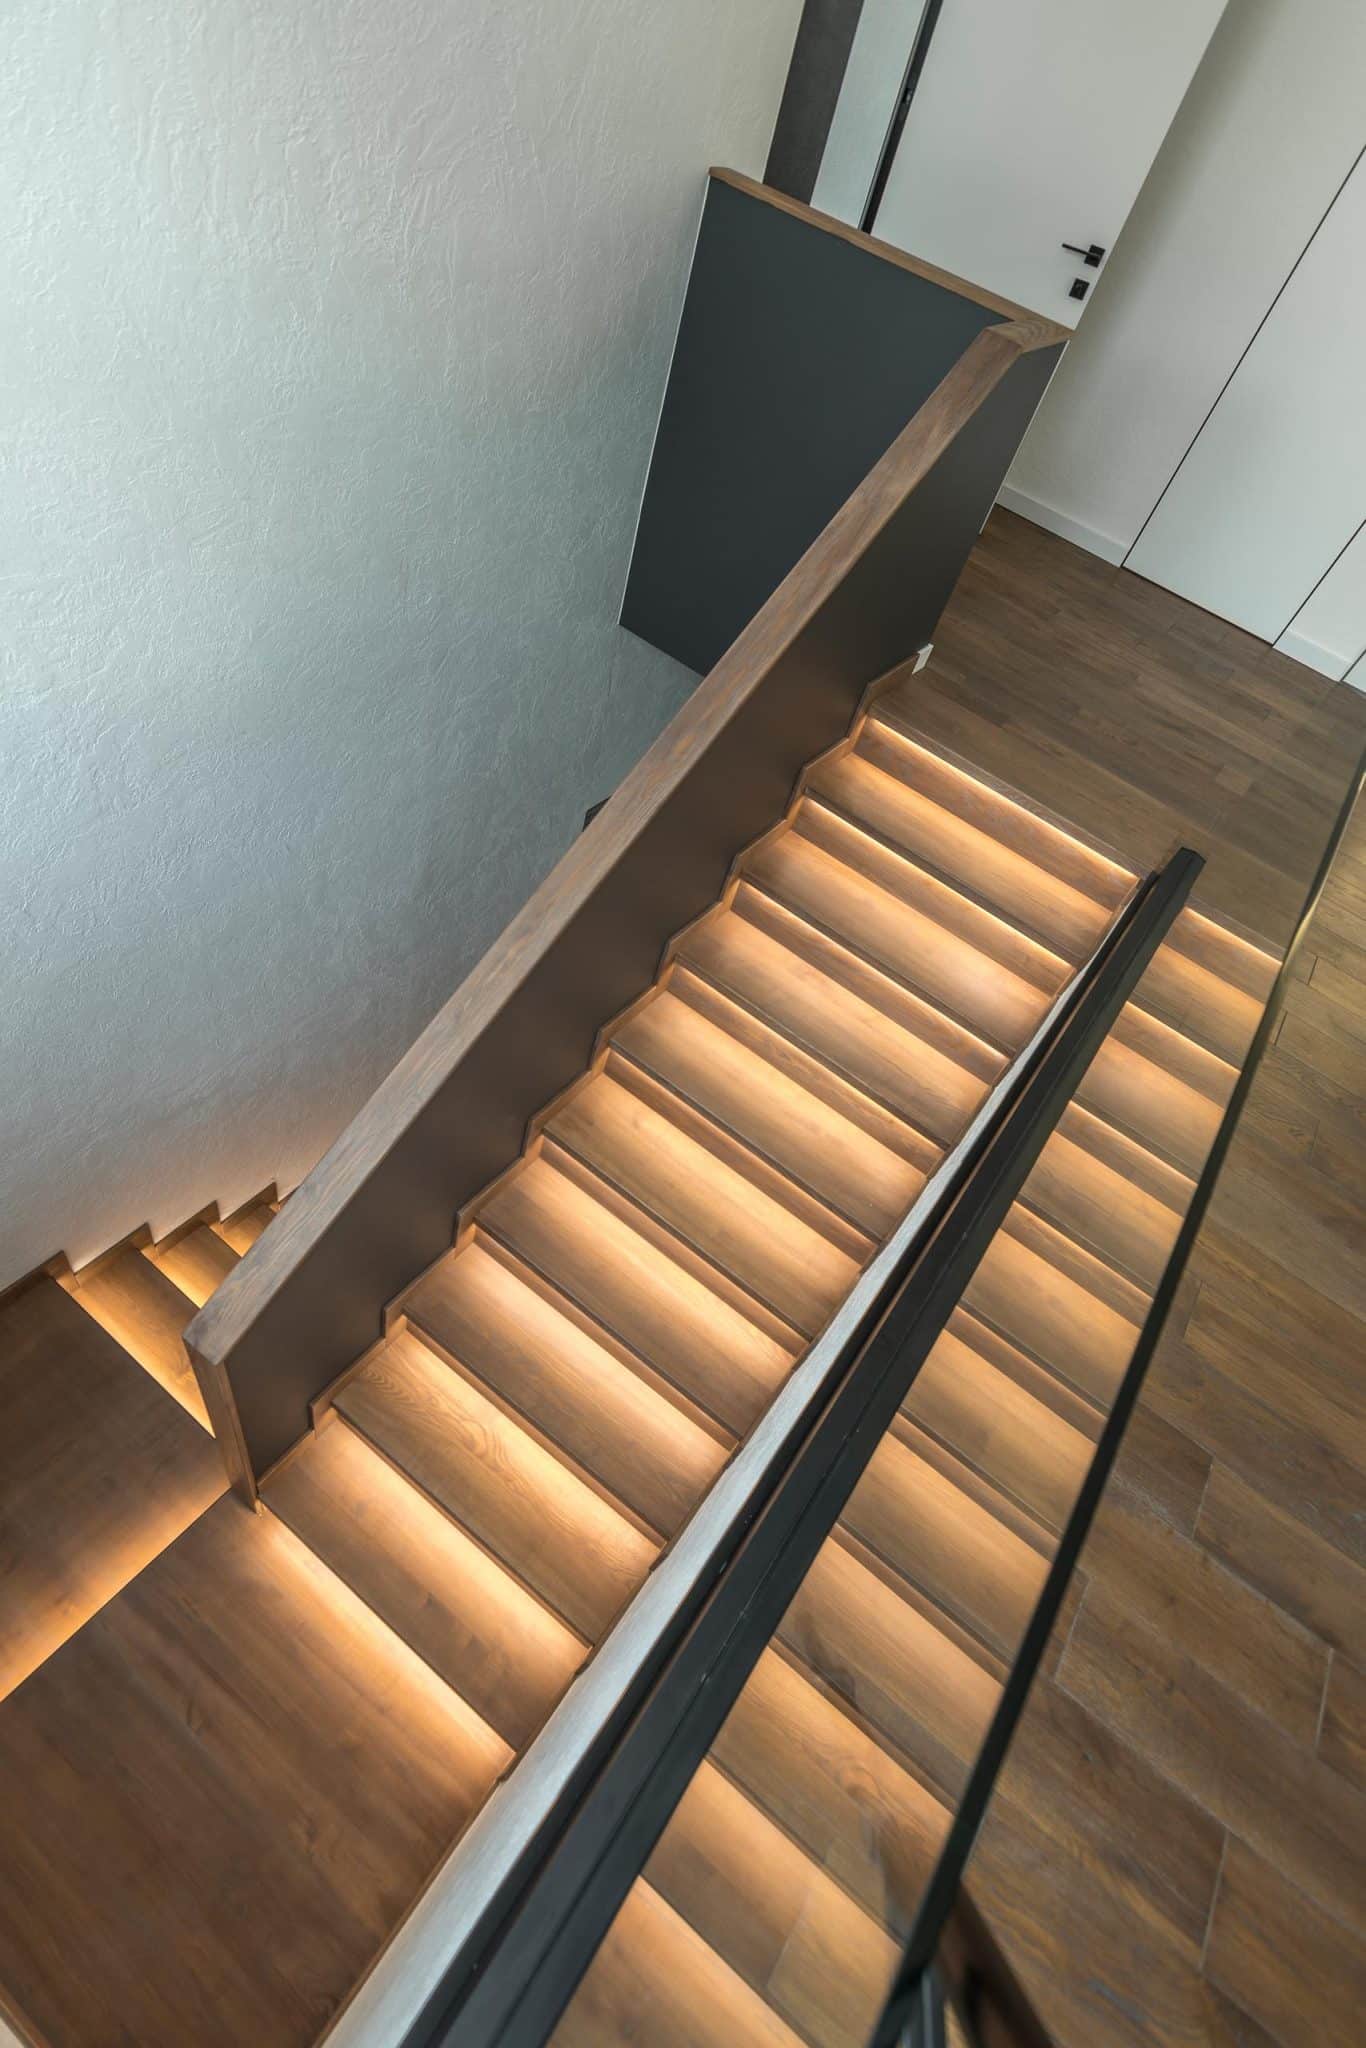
xmin=1195 ymin=1462 xmax=1366 ymax=1654
xmin=1318 ymin=1654 xmax=1366 ymax=1795
xmin=0 ymin=1498 xmax=508 ymax=2048
xmin=1057 ymin=1592 xmax=1366 ymax=1936
xmin=0 ymin=1278 xmax=224 ymax=1699
xmin=1205 ymin=1837 xmax=1366 ymax=2048
xmin=1076 ymin=1479 xmax=1330 ymax=1744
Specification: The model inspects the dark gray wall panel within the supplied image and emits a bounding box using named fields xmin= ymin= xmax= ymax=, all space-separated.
xmin=765 ymin=0 xmax=868 ymax=203
xmin=622 ymin=175 xmax=1003 ymax=677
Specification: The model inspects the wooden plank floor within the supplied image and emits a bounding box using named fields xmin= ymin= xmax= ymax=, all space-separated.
xmin=0 ymin=1278 xmax=225 ymax=1699
xmin=911 ymin=512 xmax=1366 ymax=2048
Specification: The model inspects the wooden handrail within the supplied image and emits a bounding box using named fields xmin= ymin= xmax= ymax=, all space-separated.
xmin=708 ymin=167 xmax=1064 ymax=330
xmin=186 ymin=204 xmax=1067 ymax=1498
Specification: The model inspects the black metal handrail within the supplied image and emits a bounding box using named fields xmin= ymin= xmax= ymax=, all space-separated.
xmin=399 ymin=846 xmax=1204 ymax=2048
xmin=871 ymin=740 xmax=1366 ymax=2048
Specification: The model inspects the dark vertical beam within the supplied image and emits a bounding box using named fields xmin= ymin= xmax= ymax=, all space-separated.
xmin=764 ymin=0 xmax=868 ymax=202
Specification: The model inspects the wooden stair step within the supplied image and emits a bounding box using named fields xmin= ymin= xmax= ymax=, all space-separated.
xmin=0 ymin=1278 xmax=224 ymax=1700
xmin=904 ymin=1322 xmax=1093 ymax=1538
xmin=479 ymin=1153 xmax=793 ymax=1437
xmin=711 ymin=1649 xmax=951 ymax=1939
xmin=864 ymin=707 xmax=1134 ymax=909
xmin=405 ymin=1238 xmax=726 ymax=1538
xmin=148 ymin=1222 xmax=239 ymax=1308
xmin=746 ymin=826 xmax=1053 ymax=1052
xmin=1133 ymin=935 xmax=1264 ymax=1067
xmin=680 ymin=907 xmax=992 ymax=1149
xmin=671 ymin=965 xmax=942 ymax=1174
xmin=965 ymin=1218 xmax=1143 ymax=1411
xmin=1167 ymin=905 xmax=1278 ymax=1002
xmin=1080 ymin=1012 xmax=1229 ymax=1177
xmin=736 ymin=887 xmax=1004 ymax=1085
xmin=336 ymin=1328 xmax=656 ymax=1642
xmin=265 ymin=1419 xmax=584 ymax=1750
xmin=72 ymin=1249 xmax=208 ymax=1428
xmin=795 ymin=798 xmax=1072 ymax=996
xmin=778 ymin=1539 xmax=999 ymax=1801
xmin=211 ymin=1199 xmax=278 ymax=1255
xmin=647 ymin=1760 xmax=900 ymax=2048
xmin=811 ymin=746 xmax=1111 ymax=962
xmin=548 ymin=1070 xmax=860 ymax=1339
xmin=842 ymin=1435 xmax=1048 ymax=1665
xmin=615 ymin=985 xmax=926 ymax=1240
xmin=1023 ymin=1109 xmax=1187 ymax=1290
xmin=552 ymin=1879 xmax=805 ymax=2048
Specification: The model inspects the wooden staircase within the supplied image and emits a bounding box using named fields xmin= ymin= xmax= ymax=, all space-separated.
xmin=0 ymin=679 xmax=1277 ymax=2048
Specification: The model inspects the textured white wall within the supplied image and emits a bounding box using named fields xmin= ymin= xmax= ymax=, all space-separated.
xmin=0 ymin=0 xmax=802 ymax=1286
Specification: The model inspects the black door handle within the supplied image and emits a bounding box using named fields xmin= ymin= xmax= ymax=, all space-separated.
xmin=1062 ymin=241 xmax=1106 ymax=267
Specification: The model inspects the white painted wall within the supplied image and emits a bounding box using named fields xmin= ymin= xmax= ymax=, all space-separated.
xmin=0 ymin=0 xmax=802 ymax=1289
xmin=1126 ymin=146 xmax=1366 ymax=644
xmin=1003 ymin=0 xmax=1366 ymax=560
xmin=1279 ymin=523 xmax=1366 ymax=682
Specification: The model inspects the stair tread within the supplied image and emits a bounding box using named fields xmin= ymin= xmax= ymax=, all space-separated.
xmin=1133 ymin=936 xmax=1263 ymax=1067
xmin=746 ymin=827 xmax=1053 ymax=1052
xmin=1023 ymin=1115 xmax=1186 ymax=1290
xmin=670 ymin=966 xmax=942 ymax=1177
xmin=867 ymin=705 xmax=1134 ymax=908
xmin=480 ymin=1153 xmax=793 ymax=1437
xmin=211 ymin=1199 xmax=277 ymax=1255
xmin=74 ymin=1248 xmax=208 ymax=1428
xmin=778 ymin=1539 xmax=999 ymax=1802
xmin=337 ymin=1328 xmax=656 ymax=1641
xmin=812 ymin=747 xmax=1111 ymax=962
xmin=680 ymin=909 xmax=992 ymax=1149
xmin=405 ymin=1239 xmax=726 ymax=1537
xmin=265 ymin=1419 xmax=584 ymax=1749
xmin=1080 ymin=1019 xmax=1227 ymax=1178
xmin=548 ymin=1070 xmax=860 ymax=1338
xmin=0 ymin=1278 xmax=224 ymax=1700
xmin=148 ymin=1223 xmax=239 ymax=1308
xmin=905 ymin=1324 xmax=1092 ymax=1538
xmin=794 ymin=797 xmax=1072 ymax=996
xmin=711 ymin=1649 xmax=951 ymax=1939
xmin=553 ymin=1879 xmax=806 ymax=2048
xmin=647 ymin=1760 xmax=900 ymax=2048
xmin=965 ymin=1220 xmax=1143 ymax=1411
xmin=616 ymin=987 xmax=925 ymax=1240
xmin=1169 ymin=904 xmax=1278 ymax=1001
xmin=843 ymin=1435 xmax=1048 ymax=1665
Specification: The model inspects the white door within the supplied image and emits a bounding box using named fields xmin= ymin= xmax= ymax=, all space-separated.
xmin=814 ymin=0 xmax=1228 ymax=326
xmin=1125 ymin=146 xmax=1366 ymax=651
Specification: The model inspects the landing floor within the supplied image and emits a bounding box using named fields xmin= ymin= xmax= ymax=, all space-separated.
xmin=916 ymin=511 xmax=1366 ymax=2048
